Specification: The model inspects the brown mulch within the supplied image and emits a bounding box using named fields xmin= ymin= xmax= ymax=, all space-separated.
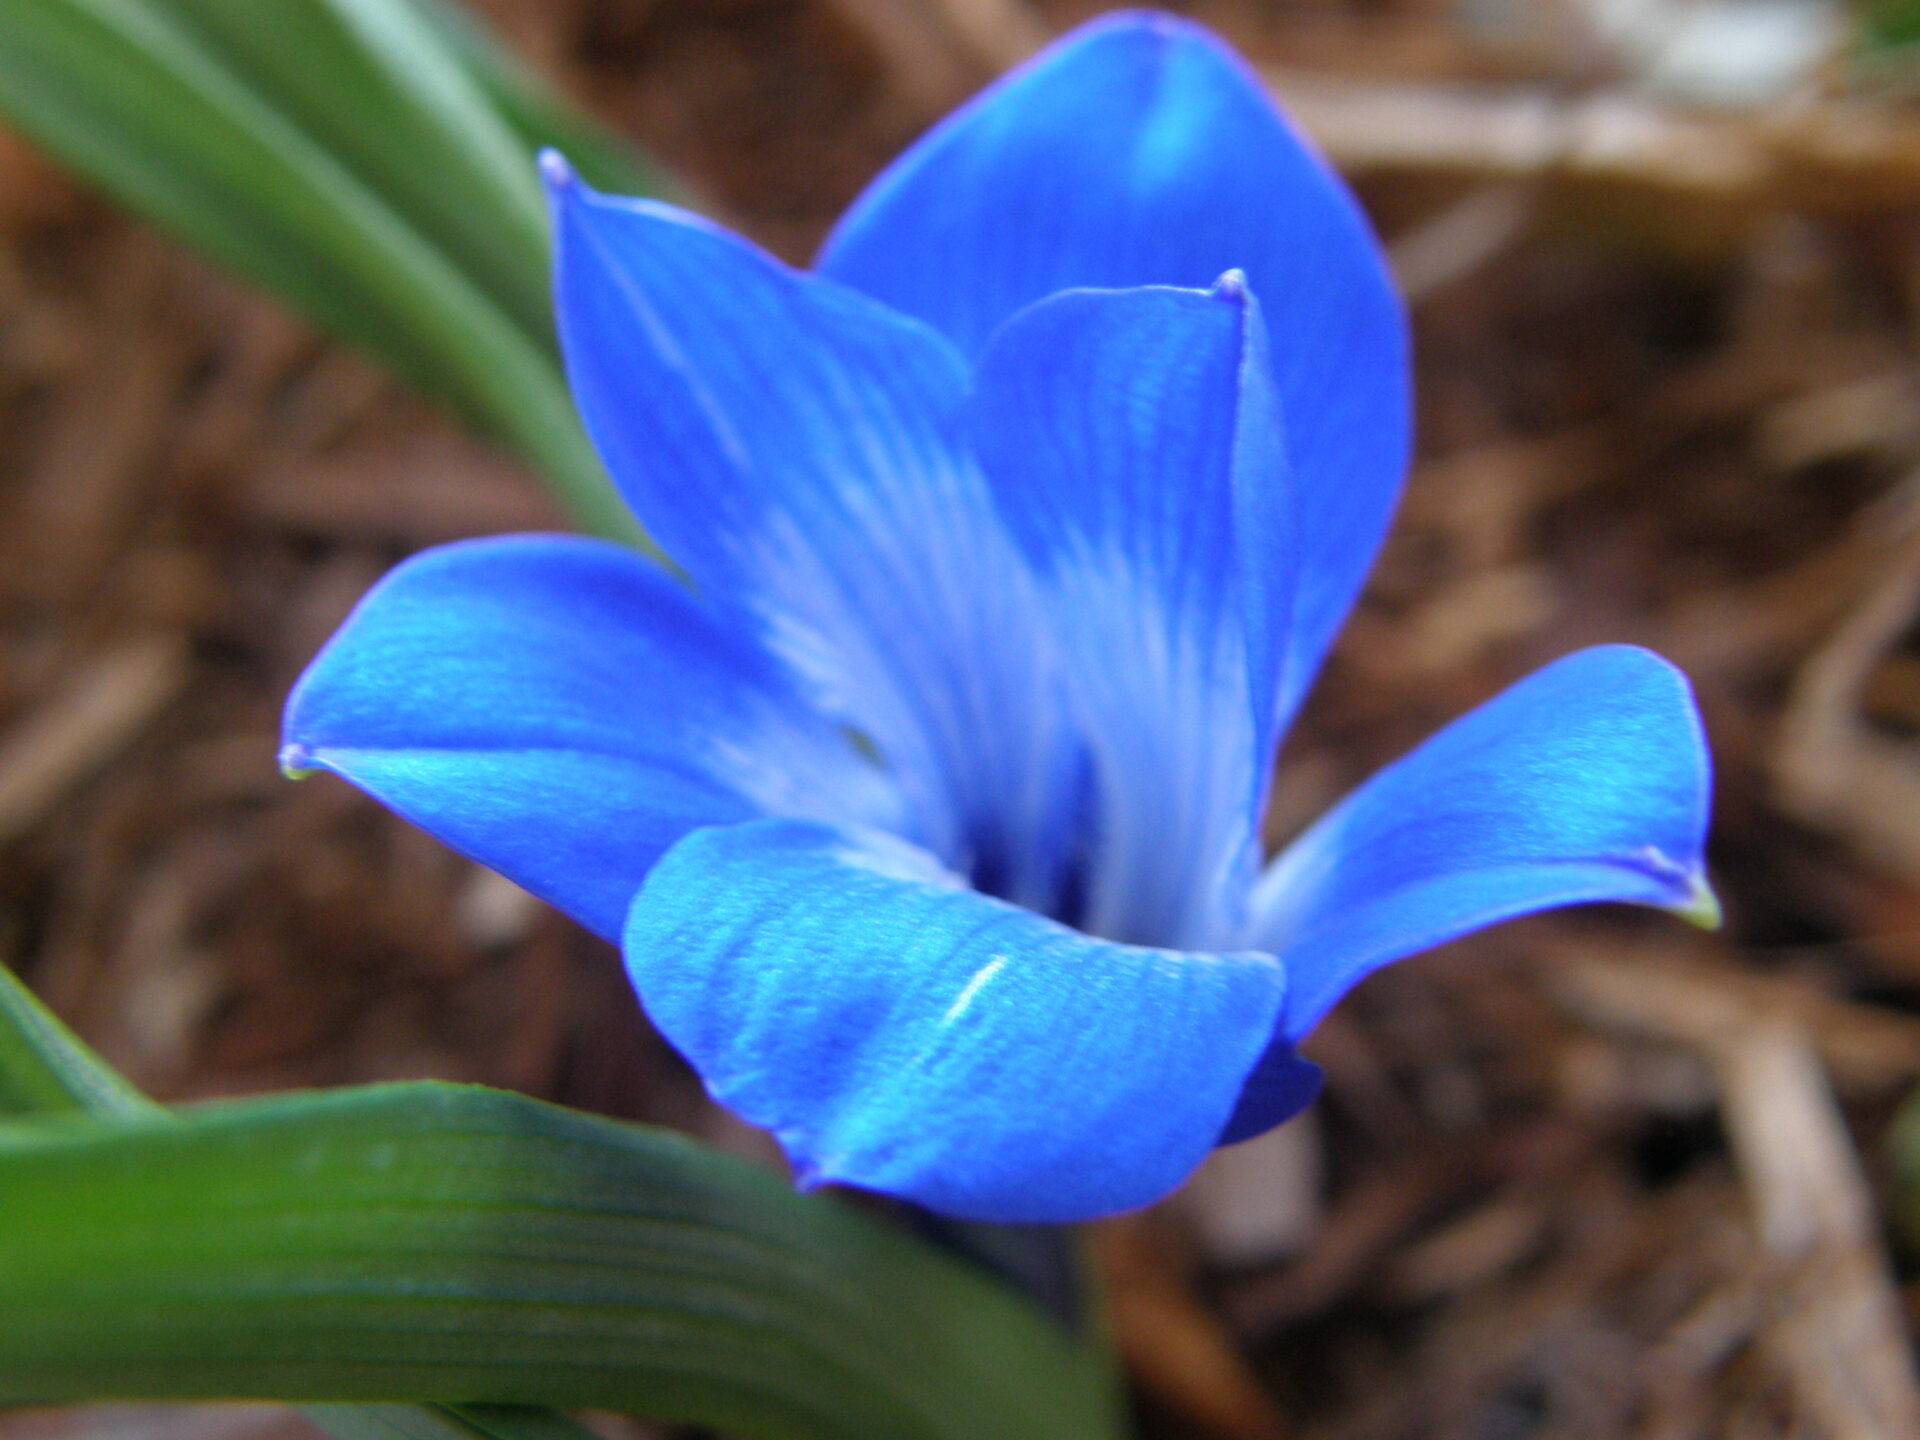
xmin=7 ymin=2 xmax=1920 ymax=1438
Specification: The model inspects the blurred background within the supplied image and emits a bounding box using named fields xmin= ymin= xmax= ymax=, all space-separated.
xmin=6 ymin=0 xmax=1920 ymax=1437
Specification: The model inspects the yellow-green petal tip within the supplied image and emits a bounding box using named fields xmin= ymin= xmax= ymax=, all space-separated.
xmin=1673 ymin=873 xmax=1723 ymax=930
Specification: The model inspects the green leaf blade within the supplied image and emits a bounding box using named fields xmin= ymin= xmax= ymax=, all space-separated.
xmin=0 ymin=961 xmax=150 ymax=1119
xmin=0 ymin=0 xmax=641 ymax=542
xmin=0 ymin=1082 xmax=1123 ymax=1440
xmin=160 ymin=0 xmax=554 ymax=339
xmin=302 ymin=1406 xmax=607 ymax=1440
xmin=0 ymin=965 xmax=609 ymax=1440
xmin=409 ymin=0 xmax=688 ymax=204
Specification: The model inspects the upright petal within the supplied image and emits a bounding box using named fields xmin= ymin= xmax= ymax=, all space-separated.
xmin=281 ymin=536 xmax=897 ymax=940
xmin=1225 ymin=646 xmax=1713 ymax=1140
xmin=546 ymin=158 xmax=1074 ymax=910
xmin=624 ymin=819 xmax=1287 ymax=1223
xmin=819 ymin=12 xmax=1410 ymax=719
xmin=971 ymin=280 xmax=1291 ymax=948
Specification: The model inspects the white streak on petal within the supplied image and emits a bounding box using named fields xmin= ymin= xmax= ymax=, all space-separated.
xmin=941 ymin=955 xmax=1010 ymax=1026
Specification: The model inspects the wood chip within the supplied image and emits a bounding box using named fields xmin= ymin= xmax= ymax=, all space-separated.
xmin=1271 ymin=69 xmax=1920 ymax=215
xmin=0 ymin=635 xmax=188 ymax=848
xmin=1545 ymin=937 xmax=1920 ymax=1436
xmin=1773 ymin=512 xmax=1920 ymax=877
xmin=1099 ymin=1212 xmax=1291 ymax=1440
xmin=1548 ymin=939 xmax=1920 ymax=1096
xmin=1717 ymin=1017 xmax=1920 ymax=1440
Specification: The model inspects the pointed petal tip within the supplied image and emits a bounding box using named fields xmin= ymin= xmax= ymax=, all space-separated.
xmin=538 ymin=148 xmax=576 ymax=193
xmin=1210 ymin=267 xmax=1249 ymax=302
xmin=1673 ymin=872 xmax=1724 ymax=930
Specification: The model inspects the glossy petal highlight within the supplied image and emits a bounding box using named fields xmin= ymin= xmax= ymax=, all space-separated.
xmin=971 ymin=279 xmax=1291 ymax=947
xmin=819 ymin=11 xmax=1410 ymax=721
xmin=1226 ymin=646 xmax=1712 ymax=1138
xmin=546 ymin=158 xmax=1077 ymax=910
xmin=281 ymin=536 xmax=896 ymax=939
xmin=624 ymin=819 xmax=1288 ymax=1222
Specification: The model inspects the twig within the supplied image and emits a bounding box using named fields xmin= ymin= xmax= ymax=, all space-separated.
xmin=823 ymin=0 xmax=992 ymax=112
xmin=1269 ymin=69 xmax=1920 ymax=215
xmin=0 ymin=635 xmax=188 ymax=848
xmin=1544 ymin=940 xmax=1920 ymax=1437
xmin=1717 ymin=1017 xmax=1920 ymax=1440
xmin=1773 ymin=499 xmax=1920 ymax=876
xmin=1547 ymin=940 xmax=1920 ymax=1096
xmin=1098 ymin=1212 xmax=1291 ymax=1440
xmin=1387 ymin=183 xmax=1536 ymax=303
xmin=921 ymin=0 xmax=1047 ymax=72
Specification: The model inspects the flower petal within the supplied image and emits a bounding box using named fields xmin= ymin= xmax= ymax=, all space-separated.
xmin=546 ymin=158 xmax=1075 ymax=911
xmin=623 ymin=818 xmax=1288 ymax=1222
xmin=1226 ymin=646 xmax=1713 ymax=1140
xmin=818 ymin=12 xmax=1410 ymax=719
xmin=970 ymin=279 xmax=1290 ymax=948
xmin=281 ymin=536 xmax=896 ymax=940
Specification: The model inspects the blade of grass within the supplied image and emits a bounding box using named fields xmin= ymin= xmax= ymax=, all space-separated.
xmin=0 ymin=1079 xmax=1124 ymax=1440
xmin=0 ymin=965 xmax=609 ymax=1440
xmin=409 ymin=0 xmax=688 ymax=206
xmin=0 ymin=957 xmax=148 ymax=1119
xmin=0 ymin=0 xmax=640 ymax=542
xmin=301 ymin=1406 xmax=607 ymax=1440
xmin=160 ymin=0 xmax=553 ymax=340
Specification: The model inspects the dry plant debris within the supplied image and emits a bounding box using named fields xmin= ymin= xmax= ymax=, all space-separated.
xmin=8 ymin=1 xmax=1920 ymax=1438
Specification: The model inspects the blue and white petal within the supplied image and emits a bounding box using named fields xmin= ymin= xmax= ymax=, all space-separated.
xmin=623 ymin=819 xmax=1288 ymax=1223
xmin=546 ymin=158 xmax=1076 ymax=911
xmin=819 ymin=11 xmax=1410 ymax=724
xmin=971 ymin=280 xmax=1291 ymax=949
xmin=1236 ymin=646 xmax=1712 ymax=1129
xmin=281 ymin=536 xmax=898 ymax=940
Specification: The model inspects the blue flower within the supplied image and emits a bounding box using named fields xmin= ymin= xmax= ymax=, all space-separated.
xmin=281 ymin=11 xmax=1713 ymax=1223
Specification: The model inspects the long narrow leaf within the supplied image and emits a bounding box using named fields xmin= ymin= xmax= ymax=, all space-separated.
xmin=0 ymin=1082 xmax=1123 ymax=1440
xmin=160 ymin=0 xmax=553 ymax=340
xmin=0 ymin=964 xmax=609 ymax=1440
xmin=0 ymin=0 xmax=638 ymax=542
xmin=302 ymin=1406 xmax=607 ymax=1440
xmin=410 ymin=0 xmax=688 ymax=207
xmin=0 ymin=960 xmax=148 ymax=1119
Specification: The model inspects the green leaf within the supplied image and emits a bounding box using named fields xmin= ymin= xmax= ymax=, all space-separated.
xmin=0 ymin=963 xmax=608 ymax=1440
xmin=0 ymin=1081 xmax=1124 ymax=1440
xmin=301 ymin=1406 xmax=606 ymax=1440
xmin=0 ymin=958 xmax=150 ymax=1119
xmin=0 ymin=0 xmax=642 ymax=543
xmin=1864 ymin=0 xmax=1920 ymax=51
xmin=158 ymin=0 xmax=552 ymax=341
xmin=410 ymin=0 xmax=688 ymax=205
